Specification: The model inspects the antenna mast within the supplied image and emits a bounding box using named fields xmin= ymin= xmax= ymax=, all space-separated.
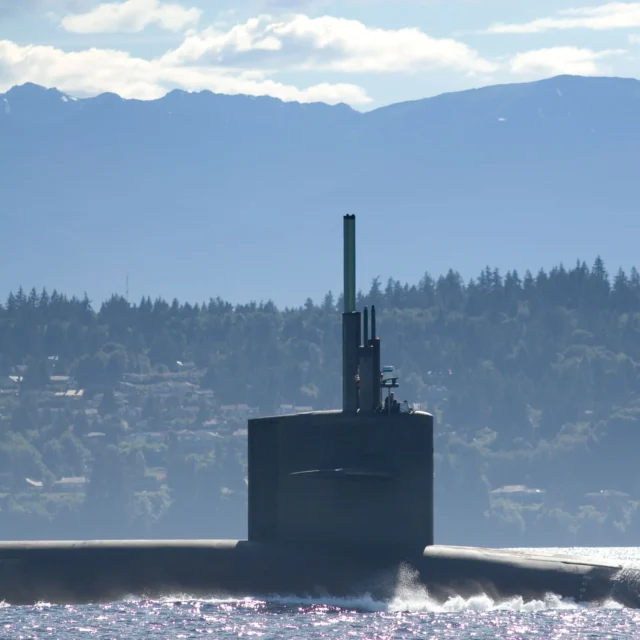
xmin=342 ymin=215 xmax=360 ymax=412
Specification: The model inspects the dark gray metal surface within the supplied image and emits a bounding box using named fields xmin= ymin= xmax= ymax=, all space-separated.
xmin=248 ymin=410 xmax=434 ymax=550
xmin=0 ymin=540 xmax=634 ymax=607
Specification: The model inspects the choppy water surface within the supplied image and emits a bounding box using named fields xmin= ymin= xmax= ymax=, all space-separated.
xmin=2 ymin=547 xmax=640 ymax=639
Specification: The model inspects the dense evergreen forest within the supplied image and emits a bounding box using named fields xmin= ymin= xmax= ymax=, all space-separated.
xmin=1 ymin=257 xmax=639 ymax=546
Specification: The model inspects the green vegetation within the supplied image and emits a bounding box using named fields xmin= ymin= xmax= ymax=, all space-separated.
xmin=1 ymin=257 xmax=639 ymax=546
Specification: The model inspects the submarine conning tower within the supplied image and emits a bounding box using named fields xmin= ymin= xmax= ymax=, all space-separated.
xmin=248 ymin=215 xmax=434 ymax=552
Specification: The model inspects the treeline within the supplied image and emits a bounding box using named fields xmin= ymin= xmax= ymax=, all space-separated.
xmin=1 ymin=257 xmax=640 ymax=546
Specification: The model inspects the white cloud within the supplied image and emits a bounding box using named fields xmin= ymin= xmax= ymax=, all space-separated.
xmin=509 ymin=46 xmax=626 ymax=76
xmin=0 ymin=12 xmax=497 ymax=106
xmin=0 ymin=39 xmax=372 ymax=105
xmin=61 ymin=0 xmax=201 ymax=33
xmin=484 ymin=2 xmax=640 ymax=35
xmin=163 ymin=14 xmax=497 ymax=75
xmin=630 ymin=33 xmax=640 ymax=42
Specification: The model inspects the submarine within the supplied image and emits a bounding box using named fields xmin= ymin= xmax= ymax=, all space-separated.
xmin=1 ymin=214 xmax=639 ymax=608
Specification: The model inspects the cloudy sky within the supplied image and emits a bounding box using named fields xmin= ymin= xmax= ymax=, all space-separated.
xmin=1 ymin=0 xmax=638 ymax=109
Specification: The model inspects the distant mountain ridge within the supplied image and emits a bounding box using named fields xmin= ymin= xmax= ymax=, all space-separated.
xmin=2 ymin=75 xmax=640 ymax=307
xmin=1 ymin=81 xmax=358 ymax=125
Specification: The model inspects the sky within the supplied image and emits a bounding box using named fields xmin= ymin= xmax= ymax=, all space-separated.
xmin=0 ymin=0 xmax=639 ymax=109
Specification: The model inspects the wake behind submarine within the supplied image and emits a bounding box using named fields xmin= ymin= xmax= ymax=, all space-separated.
xmin=1 ymin=215 xmax=639 ymax=608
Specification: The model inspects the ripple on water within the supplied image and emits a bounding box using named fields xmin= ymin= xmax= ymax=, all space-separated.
xmin=1 ymin=593 xmax=639 ymax=640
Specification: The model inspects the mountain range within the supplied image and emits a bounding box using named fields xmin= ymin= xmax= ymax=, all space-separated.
xmin=2 ymin=75 xmax=640 ymax=307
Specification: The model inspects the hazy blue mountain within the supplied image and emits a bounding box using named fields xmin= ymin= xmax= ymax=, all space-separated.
xmin=2 ymin=75 xmax=640 ymax=307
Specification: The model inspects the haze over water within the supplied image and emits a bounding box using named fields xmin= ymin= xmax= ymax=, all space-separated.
xmin=1 ymin=548 xmax=638 ymax=639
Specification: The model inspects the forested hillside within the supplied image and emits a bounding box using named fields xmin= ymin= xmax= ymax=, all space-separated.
xmin=1 ymin=257 xmax=639 ymax=546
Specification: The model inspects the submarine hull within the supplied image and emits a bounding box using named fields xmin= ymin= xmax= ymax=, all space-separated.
xmin=0 ymin=540 xmax=636 ymax=608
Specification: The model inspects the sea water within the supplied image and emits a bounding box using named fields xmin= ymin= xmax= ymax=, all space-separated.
xmin=1 ymin=547 xmax=639 ymax=639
